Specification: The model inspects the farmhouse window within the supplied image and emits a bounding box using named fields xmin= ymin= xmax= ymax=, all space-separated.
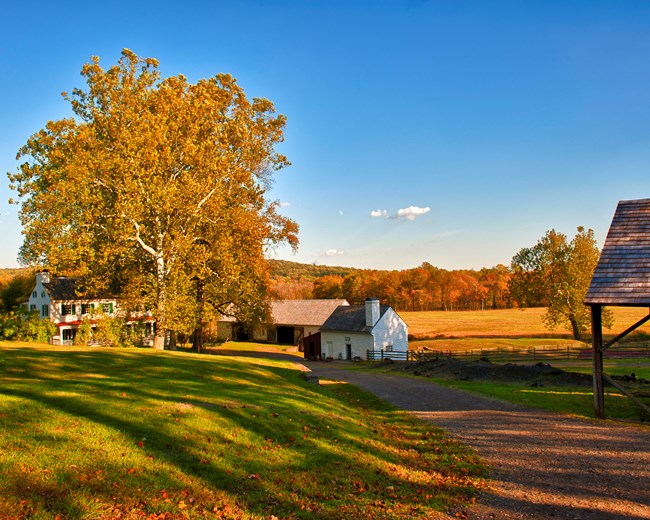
xmin=29 ymin=304 xmax=36 ymax=312
xmin=102 ymin=303 xmax=114 ymax=313
xmin=61 ymin=303 xmax=76 ymax=315
xmin=41 ymin=305 xmax=49 ymax=317
xmin=81 ymin=303 xmax=92 ymax=315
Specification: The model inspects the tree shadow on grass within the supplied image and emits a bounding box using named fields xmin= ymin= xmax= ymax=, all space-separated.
xmin=0 ymin=346 xmax=487 ymax=518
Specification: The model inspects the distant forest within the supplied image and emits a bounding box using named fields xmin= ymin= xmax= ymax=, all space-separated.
xmin=1 ymin=261 xmax=512 ymax=313
xmin=269 ymin=260 xmax=511 ymax=312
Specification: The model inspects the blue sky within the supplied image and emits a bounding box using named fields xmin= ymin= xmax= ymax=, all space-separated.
xmin=2 ymin=1 xmax=650 ymax=270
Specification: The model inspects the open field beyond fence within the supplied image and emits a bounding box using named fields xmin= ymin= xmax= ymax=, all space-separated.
xmin=401 ymin=307 xmax=650 ymax=340
xmin=401 ymin=307 xmax=650 ymax=363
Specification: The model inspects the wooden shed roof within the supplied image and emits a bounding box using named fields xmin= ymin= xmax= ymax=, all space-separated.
xmin=320 ymin=304 xmax=390 ymax=333
xmin=585 ymin=198 xmax=650 ymax=306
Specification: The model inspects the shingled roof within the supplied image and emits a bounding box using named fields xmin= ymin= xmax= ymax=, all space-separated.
xmin=41 ymin=275 xmax=113 ymax=301
xmin=268 ymin=299 xmax=349 ymax=326
xmin=320 ymin=304 xmax=389 ymax=333
xmin=219 ymin=299 xmax=349 ymax=326
xmin=43 ymin=277 xmax=81 ymax=301
xmin=585 ymin=198 xmax=650 ymax=306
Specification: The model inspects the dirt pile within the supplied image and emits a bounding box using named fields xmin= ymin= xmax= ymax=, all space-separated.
xmin=390 ymin=357 xmax=603 ymax=387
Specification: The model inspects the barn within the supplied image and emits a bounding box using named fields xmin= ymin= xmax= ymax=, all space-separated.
xmin=217 ymin=299 xmax=349 ymax=348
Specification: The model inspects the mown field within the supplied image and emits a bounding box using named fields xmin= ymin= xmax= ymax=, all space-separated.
xmin=401 ymin=307 xmax=650 ymax=339
xmin=0 ymin=342 xmax=486 ymax=519
xmin=402 ymin=307 xmax=650 ymax=353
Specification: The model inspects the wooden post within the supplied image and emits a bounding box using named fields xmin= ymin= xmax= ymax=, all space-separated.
xmin=591 ymin=305 xmax=605 ymax=419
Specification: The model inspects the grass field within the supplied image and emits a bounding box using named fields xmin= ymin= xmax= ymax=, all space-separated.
xmin=430 ymin=379 xmax=650 ymax=422
xmin=401 ymin=307 xmax=650 ymax=339
xmin=0 ymin=342 xmax=486 ymax=519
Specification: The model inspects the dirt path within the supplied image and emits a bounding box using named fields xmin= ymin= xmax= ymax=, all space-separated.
xmin=303 ymin=361 xmax=650 ymax=520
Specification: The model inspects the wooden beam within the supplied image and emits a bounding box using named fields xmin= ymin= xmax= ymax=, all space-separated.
xmin=602 ymin=311 xmax=650 ymax=351
xmin=591 ymin=305 xmax=605 ymax=419
xmin=602 ymin=374 xmax=650 ymax=416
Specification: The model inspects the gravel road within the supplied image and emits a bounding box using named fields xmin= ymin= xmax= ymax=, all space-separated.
xmin=302 ymin=361 xmax=650 ymax=520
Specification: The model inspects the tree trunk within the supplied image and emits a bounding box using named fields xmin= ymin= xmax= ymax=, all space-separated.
xmin=192 ymin=278 xmax=205 ymax=353
xmin=193 ymin=327 xmax=203 ymax=353
xmin=569 ymin=316 xmax=582 ymax=341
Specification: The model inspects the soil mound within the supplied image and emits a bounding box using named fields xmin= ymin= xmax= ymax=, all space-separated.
xmin=396 ymin=357 xmax=592 ymax=386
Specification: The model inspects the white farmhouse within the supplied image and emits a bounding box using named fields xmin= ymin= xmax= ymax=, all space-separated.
xmin=28 ymin=271 xmax=153 ymax=345
xmin=319 ymin=298 xmax=408 ymax=360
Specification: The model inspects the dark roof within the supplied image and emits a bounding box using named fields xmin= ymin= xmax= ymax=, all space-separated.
xmin=43 ymin=277 xmax=81 ymax=301
xmin=320 ymin=304 xmax=389 ymax=333
xmin=585 ymin=198 xmax=650 ymax=306
xmin=43 ymin=276 xmax=113 ymax=301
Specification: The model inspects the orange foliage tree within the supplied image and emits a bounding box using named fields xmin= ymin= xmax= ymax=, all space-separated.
xmin=9 ymin=50 xmax=298 ymax=349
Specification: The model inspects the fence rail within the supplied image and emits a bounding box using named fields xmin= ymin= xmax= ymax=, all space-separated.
xmin=368 ymin=343 xmax=650 ymax=363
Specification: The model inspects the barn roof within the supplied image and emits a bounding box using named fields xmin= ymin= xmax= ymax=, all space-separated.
xmin=219 ymin=299 xmax=349 ymax=326
xmin=585 ymin=198 xmax=650 ymax=306
xmin=268 ymin=299 xmax=349 ymax=326
xmin=320 ymin=304 xmax=389 ymax=333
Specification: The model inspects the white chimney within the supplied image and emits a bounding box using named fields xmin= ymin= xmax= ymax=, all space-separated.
xmin=37 ymin=270 xmax=51 ymax=284
xmin=365 ymin=297 xmax=380 ymax=327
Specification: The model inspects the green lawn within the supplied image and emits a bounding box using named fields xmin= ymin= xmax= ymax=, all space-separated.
xmin=0 ymin=343 xmax=486 ymax=519
xmin=429 ymin=379 xmax=650 ymax=423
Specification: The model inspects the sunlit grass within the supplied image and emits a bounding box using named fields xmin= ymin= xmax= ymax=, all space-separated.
xmin=0 ymin=343 xmax=486 ymax=519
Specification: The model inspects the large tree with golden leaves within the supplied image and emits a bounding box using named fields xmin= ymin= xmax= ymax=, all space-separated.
xmin=8 ymin=49 xmax=298 ymax=349
xmin=509 ymin=227 xmax=610 ymax=340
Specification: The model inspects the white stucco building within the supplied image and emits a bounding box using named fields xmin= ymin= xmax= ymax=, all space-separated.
xmin=28 ymin=271 xmax=153 ymax=345
xmin=319 ymin=298 xmax=408 ymax=360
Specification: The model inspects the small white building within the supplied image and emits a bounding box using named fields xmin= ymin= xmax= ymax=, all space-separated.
xmin=28 ymin=271 xmax=153 ymax=345
xmin=319 ymin=298 xmax=408 ymax=360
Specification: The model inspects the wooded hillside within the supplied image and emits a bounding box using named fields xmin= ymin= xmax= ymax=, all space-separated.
xmin=269 ymin=260 xmax=511 ymax=311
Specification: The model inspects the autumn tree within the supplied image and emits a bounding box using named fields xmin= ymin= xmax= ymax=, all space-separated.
xmin=8 ymin=49 xmax=298 ymax=349
xmin=510 ymin=227 xmax=610 ymax=340
xmin=312 ymin=275 xmax=344 ymax=299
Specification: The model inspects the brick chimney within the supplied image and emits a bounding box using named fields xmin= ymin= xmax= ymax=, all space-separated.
xmin=365 ymin=297 xmax=380 ymax=327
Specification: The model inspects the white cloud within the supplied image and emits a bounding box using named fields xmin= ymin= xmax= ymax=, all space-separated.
xmin=325 ymin=248 xmax=344 ymax=256
xmin=370 ymin=206 xmax=431 ymax=221
xmin=279 ymin=201 xmax=291 ymax=208
xmin=395 ymin=206 xmax=431 ymax=221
